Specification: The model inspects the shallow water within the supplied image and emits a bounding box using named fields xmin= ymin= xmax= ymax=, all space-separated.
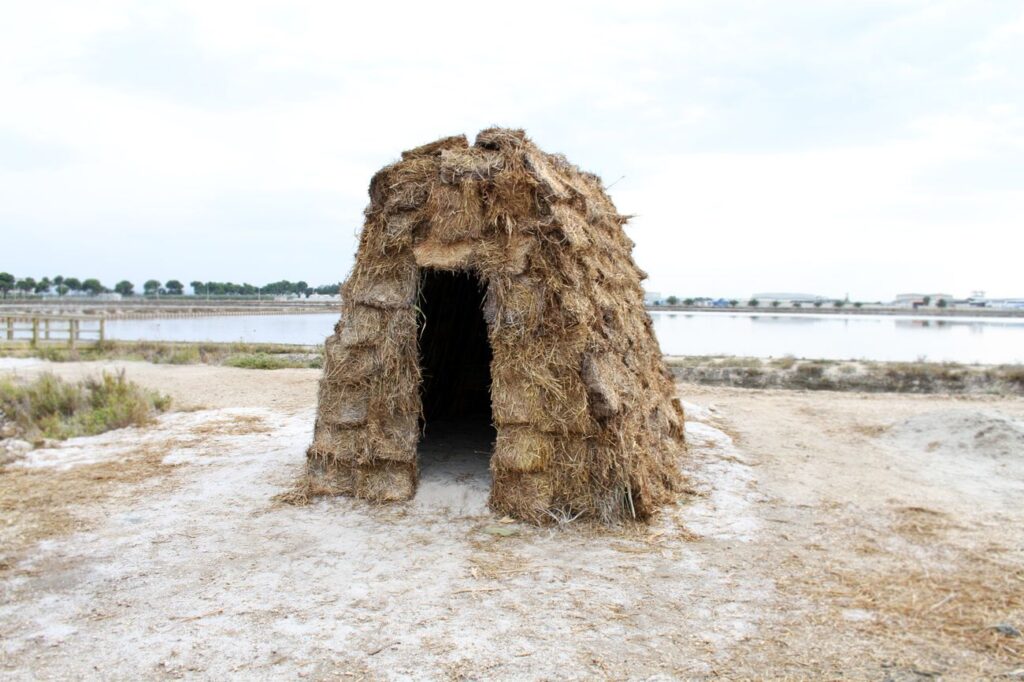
xmin=102 ymin=311 xmax=1024 ymax=364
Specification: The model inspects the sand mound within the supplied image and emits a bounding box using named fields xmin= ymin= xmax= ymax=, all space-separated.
xmin=888 ymin=409 xmax=1024 ymax=460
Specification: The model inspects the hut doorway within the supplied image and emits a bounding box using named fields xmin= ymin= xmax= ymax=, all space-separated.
xmin=416 ymin=269 xmax=495 ymax=481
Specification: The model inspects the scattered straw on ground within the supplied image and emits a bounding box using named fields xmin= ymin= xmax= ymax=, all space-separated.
xmin=0 ymin=440 xmax=177 ymax=574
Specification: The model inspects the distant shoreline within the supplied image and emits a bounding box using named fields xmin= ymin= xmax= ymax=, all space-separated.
xmin=648 ymin=304 xmax=1024 ymax=318
xmin=1 ymin=297 xmax=1022 ymax=319
xmin=1 ymin=342 xmax=1021 ymax=394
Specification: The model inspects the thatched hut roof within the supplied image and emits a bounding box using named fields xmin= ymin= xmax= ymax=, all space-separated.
xmin=306 ymin=128 xmax=686 ymax=523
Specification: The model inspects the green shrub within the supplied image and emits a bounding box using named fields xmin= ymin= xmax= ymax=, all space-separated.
xmin=225 ymin=353 xmax=302 ymax=370
xmin=796 ymin=363 xmax=826 ymax=378
xmin=0 ymin=371 xmax=170 ymax=442
xmin=165 ymin=346 xmax=201 ymax=365
xmin=1002 ymin=366 xmax=1024 ymax=383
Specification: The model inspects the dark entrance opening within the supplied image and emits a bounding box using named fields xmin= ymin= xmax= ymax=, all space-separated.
xmin=416 ymin=269 xmax=495 ymax=498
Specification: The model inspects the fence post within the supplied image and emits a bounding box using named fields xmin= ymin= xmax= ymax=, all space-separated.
xmin=99 ymin=318 xmax=105 ymax=343
xmin=69 ymin=319 xmax=77 ymax=349
xmin=44 ymin=318 xmax=51 ymax=340
xmin=5 ymin=317 xmax=12 ymax=340
xmin=31 ymin=318 xmax=39 ymax=348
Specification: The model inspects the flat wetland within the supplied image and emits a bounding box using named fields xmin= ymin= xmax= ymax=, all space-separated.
xmin=0 ymin=349 xmax=1022 ymax=678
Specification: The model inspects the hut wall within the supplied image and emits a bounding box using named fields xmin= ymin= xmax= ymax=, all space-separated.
xmin=307 ymin=129 xmax=686 ymax=524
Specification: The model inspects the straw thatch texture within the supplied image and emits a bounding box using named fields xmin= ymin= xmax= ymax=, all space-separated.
xmin=306 ymin=128 xmax=686 ymax=523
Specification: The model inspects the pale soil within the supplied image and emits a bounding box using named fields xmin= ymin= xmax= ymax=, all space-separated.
xmin=1 ymin=360 xmax=1022 ymax=679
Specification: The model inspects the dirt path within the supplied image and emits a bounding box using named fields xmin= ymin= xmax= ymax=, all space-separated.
xmin=1 ymin=362 xmax=1022 ymax=678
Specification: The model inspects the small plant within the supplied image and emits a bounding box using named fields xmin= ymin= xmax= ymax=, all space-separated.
xmin=1003 ymin=366 xmax=1024 ymax=387
xmin=665 ymin=295 xmax=679 ymax=305
xmin=165 ymin=346 xmax=201 ymax=365
xmin=834 ymin=300 xmax=845 ymax=307
xmin=728 ymin=300 xmax=738 ymax=307
xmin=683 ymin=298 xmax=695 ymax=306
xmin=854 ymin=301 xmax=863 ymax=308
xmin=226 ymin=353 xmax=306 ymax=370
xmin=813 ymin=301 xmax=823 ymax=308
xmin=771 ymin=300 xmax=781 ymax=308
xmin=936 ymin=298 xmax=948 ymax=308
xmin=0 ymin=371 xmax=169 ymax=443
xmin=748 ymin=298 xmax=760 ymax=307
xmin=772 ymin=355 xmax=797 ymax=370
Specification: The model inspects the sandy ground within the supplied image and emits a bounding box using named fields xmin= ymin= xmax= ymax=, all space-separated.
xmin=1 ymin=359 xmax=1023 ymax=679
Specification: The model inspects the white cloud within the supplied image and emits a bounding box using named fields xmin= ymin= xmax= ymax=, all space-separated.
xmin=0 ymin=0 xmax=1021 ymax=298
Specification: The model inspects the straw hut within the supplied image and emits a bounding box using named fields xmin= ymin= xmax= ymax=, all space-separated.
xmin=306 ymin=128 xmax=686 ymax=523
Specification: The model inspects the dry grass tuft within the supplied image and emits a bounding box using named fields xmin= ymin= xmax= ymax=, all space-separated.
xmin=272 ymin=467 xmax=342 ymax=506
xmin=0 ymin=440 xmax=178 ymax=575
xmin=189 ymin=413 xmax=270 ymax=437
xmin=773 ymin=506 xmax=1024 ymax=675
xmin=6 ymin=340 xmax=324 ymax=369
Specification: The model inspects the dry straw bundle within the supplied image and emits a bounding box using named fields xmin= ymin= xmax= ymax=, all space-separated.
xmin=306 ymin=128 xmax=686 ymax=523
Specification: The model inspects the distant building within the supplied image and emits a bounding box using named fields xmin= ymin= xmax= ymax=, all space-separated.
xmin=643 ymin=291 xmax=662 ymax=305
xmin=751 ymin=292 xmax=829 ymax=305
xmin=894 ymin=293 xmax=954 ymax=308
xmin=984 ymin=298 xmax=1024 ymax=309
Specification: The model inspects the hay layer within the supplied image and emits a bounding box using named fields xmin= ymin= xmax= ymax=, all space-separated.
xmin=307 ymin=128 xmax=686 ymax=523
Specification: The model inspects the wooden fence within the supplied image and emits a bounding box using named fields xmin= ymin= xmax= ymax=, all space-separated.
xmin=1 ymin=316 xmax=105 ymax=348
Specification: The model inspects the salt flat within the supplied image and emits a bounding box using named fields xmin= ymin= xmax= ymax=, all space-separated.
xmin=1 ymin=361 xmax=1022 ymax=678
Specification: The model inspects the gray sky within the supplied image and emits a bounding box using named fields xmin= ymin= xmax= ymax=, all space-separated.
xmin=2 ymin=1 xmax=1021 ymax=300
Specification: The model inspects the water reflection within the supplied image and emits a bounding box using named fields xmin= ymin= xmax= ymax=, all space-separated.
xmin=104 ymin=311 xmax=1024 ymax=365
xmin=647 ymin=311 xmax=1024 ymax=363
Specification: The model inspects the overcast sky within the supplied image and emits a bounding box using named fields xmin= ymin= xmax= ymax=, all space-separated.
xmin=2 ymin=1 xmax=1021 ymax=300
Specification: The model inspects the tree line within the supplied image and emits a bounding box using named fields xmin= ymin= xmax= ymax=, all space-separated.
xmin=0 ymin=273 xmax=340 ymax=299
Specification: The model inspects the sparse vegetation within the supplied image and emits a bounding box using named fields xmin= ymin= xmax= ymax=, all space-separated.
xmin=665 ymin=356 xmax=1024 ymax=395
xmin=2 ymin=340 xmax=323 ymax=369
xmin=771 ymin=355 xmax=797 ymax=370
xmin=225 ymin=352 xmax=310 ymax=370
xmin=0 ymin=371 xmax=170 ymax=443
